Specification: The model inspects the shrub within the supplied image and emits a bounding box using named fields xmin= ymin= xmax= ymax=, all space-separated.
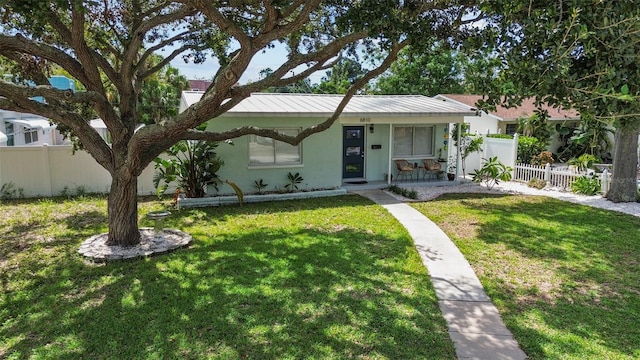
xmin=1 ymin=182 xmax=24 ymax=200
xmin=486 ymin=134 xmax=513 ymax=139
xmin=527 ymin=178 xmax=547 ymax=189
xmin=517 ymin=109 xmax=552 ymax=146
xmin=470 ymin=156 xmax=513 ymax=190
xmin=531 ymin=151 xmax=554 ymax=166
xmin=253 ymin=179 xmax=268 ymax=194
xmin=567 ymin=154 xmax=600 ymax=172
xmin=153 ymin=140 xmax=224 ymax=198
xmin=571 ymin=175 xmax=600 ymax=195
xmin=517 ymin=136 xmax=547 ymax=164
xmin=75 ymin=185 xmax=88 ymax=197
xmin=284 ymin=172 xmax=304 ymax=192
xmin=388 ymin=184 xmax=418 ymax=199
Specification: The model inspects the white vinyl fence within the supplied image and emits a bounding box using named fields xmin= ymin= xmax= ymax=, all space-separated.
xmin=483 ymin=135 xmax=518 ymax=167
xmin=449 ymin=134 xmax=519 ymax=177
xmin=0 ymin=144 xmax=158 ymax=198
xmin=513 ymin=163 xmax=612 ymax=194
xmin=464 ymin=134 xmax=613 ymax=195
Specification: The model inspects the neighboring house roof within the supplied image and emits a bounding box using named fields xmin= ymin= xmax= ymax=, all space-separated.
xmin=181 ymin=92 xmax=476 ymax=118
xmin=435 ymin=94 xmax=580 ymax=121
xmin=4 ymin=118 xmax=54 ymax=130
xmin=89 ymin=118 xmax=145 ymax=132
xmin=188 ymin=80 xmax=212 ymax=91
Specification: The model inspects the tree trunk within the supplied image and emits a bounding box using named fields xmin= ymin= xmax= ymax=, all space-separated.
xmin=606 ymin=123 xmax=639 ymax=203
xmin=106 ymin=169 xmax=141 ymax=246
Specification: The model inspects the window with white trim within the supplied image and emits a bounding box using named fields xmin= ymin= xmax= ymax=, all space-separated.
xmin=249 ymin=128 xmax=301 ymax=166
xmin=24 ymin=128 xmax=39 ymax=144
xmin=393 ymin=126 xmax=434 ymax=157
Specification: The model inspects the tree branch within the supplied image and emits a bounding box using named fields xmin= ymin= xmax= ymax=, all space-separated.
xmin=0 ymin=35 xmax=89 ymax=86
xmin=0 ymin=97 xmax=114 ymax=171
xmin=138 ymin=30 xmax=191 ymax=66
xmin=180 ymin=40 xmax=407 ymax=146
xmin=139 ymin=43 xmax=199 ymax=80
xmin=136 ymin=5 xmax=197 ymax=37
xmin=280 ymin=0 xmax=308 ymax=19
xmin=186 ymin=0 xmax=251 ymax=45
xmin=141 ymin=0 xmax=175 ymax=19
xmin=70 ymin=2 xmax=105 ymax=92
xmin=243 ymin=32 xmax=366 ymax=93
xmin=0 ymin=81 xmax=106 ymax=104
xmin=240 ymin=55 xmax=338 ymax=94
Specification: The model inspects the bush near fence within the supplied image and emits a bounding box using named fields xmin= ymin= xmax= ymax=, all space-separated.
xmin=513 ymin=163 xmax=611 ymax=194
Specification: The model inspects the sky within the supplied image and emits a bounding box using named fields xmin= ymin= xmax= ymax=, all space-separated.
xmin=170 ymin=43 xmax=326 ymax=85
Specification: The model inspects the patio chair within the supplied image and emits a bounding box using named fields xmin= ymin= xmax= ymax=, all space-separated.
xmin=394 ymin=159 xmax=414 ymax=182
xmin=422 ymin=158 xmax=442 ymax=180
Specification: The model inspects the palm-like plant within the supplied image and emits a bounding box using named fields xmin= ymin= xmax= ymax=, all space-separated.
xmin=153 ymin=140 xmax=224 ymax=198
xmin=517 ymin=109 xmax=552 ymax=146
xmin=470 ymin=156 xmax=513 ymax=190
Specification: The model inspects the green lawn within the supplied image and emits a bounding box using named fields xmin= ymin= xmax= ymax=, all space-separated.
xmin=0 ymin=195 xmax=455 ymax=359
xmin=412 ymin=193 xmax=640 ymax=360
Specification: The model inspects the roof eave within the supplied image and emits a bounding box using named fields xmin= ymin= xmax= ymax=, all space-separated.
xmin=220 ymin=111 xmax=476 ymax=118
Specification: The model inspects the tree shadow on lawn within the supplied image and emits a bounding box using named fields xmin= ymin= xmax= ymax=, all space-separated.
xmin=1 ymin=196 xmax=456 ymax=359
xmin=414 ymin=193 xmax=640 ymax=359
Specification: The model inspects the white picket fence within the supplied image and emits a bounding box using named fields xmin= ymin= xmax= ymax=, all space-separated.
xmin=513 ymin=163 xmax=612 ymax=194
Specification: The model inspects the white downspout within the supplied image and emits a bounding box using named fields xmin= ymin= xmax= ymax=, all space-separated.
xmin=456 ymin=122 xmax=462 ymax=180
xmin=388 ymin=123 xmax=393 ymax=185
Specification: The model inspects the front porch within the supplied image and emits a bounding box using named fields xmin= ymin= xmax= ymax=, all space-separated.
xmin=341 ymin=178 xmax=463 ymax=192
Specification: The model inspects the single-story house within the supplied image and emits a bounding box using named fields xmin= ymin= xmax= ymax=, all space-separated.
xmin=0 ymin=75 xmax=77 ymax=147
xmin=434 ymin=94 xmax=581 ymax=152
xmin=180 ymin=92 xmax=476 ymax=193
xmin=0 ymin=110 xmax=64 ymax=146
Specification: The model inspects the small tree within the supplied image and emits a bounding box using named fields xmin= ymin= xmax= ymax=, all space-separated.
xmin=516 ymin=109 xmax=552 ymax=146
xmin=452 ymin=123 xmax=483 ymax=177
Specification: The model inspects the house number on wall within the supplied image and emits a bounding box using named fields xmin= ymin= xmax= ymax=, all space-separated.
xmin=359 ymin=117 xmax=371 ymax=123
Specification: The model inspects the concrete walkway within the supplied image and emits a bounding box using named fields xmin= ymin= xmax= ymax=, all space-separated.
xmin=355 ymin=189 xmax=527 ymax=360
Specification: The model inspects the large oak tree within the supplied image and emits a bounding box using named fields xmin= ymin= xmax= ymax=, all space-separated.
xmin=480 ymin=1 xmax=640 ymax=202
xmin=0 ymin=0 xmax=483 ymax=246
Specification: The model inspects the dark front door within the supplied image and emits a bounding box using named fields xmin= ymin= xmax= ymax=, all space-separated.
xmin=343 ymin=126 xmax=365 ymax=178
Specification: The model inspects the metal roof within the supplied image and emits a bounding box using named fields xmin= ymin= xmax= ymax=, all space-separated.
xmin=181 ymin=92 xmax=475 ymax=117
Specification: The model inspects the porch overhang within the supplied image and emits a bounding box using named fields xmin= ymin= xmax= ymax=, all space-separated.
xmin=339 ymin=114 xmax=472 ymax=125
xmin=4 ymin=118 xmax=54 ymax=130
